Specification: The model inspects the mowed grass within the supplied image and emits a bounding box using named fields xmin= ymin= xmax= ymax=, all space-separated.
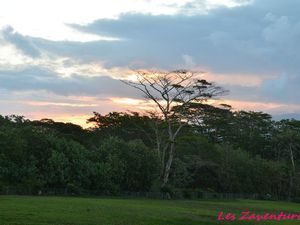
xmin=0 ymin=196 xmax=300 ymax=225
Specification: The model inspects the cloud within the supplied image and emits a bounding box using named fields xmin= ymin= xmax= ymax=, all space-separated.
xmin=0 ymin=0 xmax=300 ymax=122
xmin=66 ymin=0 xmax=300 ymax=105
xmin=4 ymin=0 xmax=299 ymax=76
xmin=260 ymin=74 xmax=300 ymax=104
xmin=0 ymin=66 xmax=139 ymax=98
xmin=45 ymin=1 xmax=294 ymax=78
xmin=1 ymin=26 xmax=41 ymax=58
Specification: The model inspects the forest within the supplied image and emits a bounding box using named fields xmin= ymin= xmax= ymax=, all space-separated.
xmin=0 ymin=70 xmax=299 ymax=200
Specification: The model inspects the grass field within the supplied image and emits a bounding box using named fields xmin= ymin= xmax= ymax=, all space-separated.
xmin=0 ymin=196 xmax=300 ymax=225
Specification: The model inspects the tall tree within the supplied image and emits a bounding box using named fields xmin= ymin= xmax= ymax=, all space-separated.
xmin=273 ymin=119 xmax=300 ymax=199
xmin=87 ymin=111 xmax=165 ymax=152
xmin=122 ymin=69 xmax=226 ymax=186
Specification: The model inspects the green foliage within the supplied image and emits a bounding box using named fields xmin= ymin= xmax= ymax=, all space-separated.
xmin=87 ymin=112 xmax=159 ymax=148
xmin=95 ymin=137 xmax=159 ymax=192
xmin=0 ymin=110 xmax=300 ymax=199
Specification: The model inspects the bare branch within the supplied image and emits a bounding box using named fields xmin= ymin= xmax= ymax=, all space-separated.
xmin=121 ymin=69 xmax=228 ymax=186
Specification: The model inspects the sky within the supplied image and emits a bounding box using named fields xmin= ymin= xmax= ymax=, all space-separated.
xmin=0 ymin=0 xmax=300 ymax=127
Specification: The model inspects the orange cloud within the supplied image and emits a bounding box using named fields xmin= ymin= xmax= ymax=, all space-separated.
xmin=211 ymin=99 xmax=300 ymax=115
xmin=25 ymin=101 xmax=98 ymax=107
xmin=109 ymin=97 xmax=300 ymax=116
xmin=203 ymin=72 xmax=276 ymax=87
xmin=8 ymin=96 xmax=300 ymax=129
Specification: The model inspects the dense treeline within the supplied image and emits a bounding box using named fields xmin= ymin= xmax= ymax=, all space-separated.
xmin=0 ymin=108 xmax=299 ymax=199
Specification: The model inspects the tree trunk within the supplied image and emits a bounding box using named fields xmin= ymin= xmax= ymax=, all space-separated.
xmin=162 ymin=141 xmax=175 ymax=187
xmin=161 ymin=121 xmax=184 ymax=187
xmin=288 ymin=143 xmax=295 ymax=200
xmin=289 ymin=143 xmax=295 ymax=173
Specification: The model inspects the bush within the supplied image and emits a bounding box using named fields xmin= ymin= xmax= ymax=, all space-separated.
xmin=67 ymin=183 xmax=81 ymax=195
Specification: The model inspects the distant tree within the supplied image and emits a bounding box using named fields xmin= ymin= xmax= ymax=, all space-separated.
xmin=87 ymin=111 xmax=163 ymax=149
xmin=272 ymin=119 xmax=300 ymax=199
xmin=31 ymin=118 xmax=88 ymax=146
xmin=174 ymin=102 xmax=233 ymax=143
xmin=231 ymin=111 xmax=273 ymax=156
xmin=122 ymin=69 xmax=226 ymax=187
xmin=94 ymin=137 xmax=159 ymax=192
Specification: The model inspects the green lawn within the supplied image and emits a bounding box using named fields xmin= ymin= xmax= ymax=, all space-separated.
xmin=0 ymin=196 xmax=300 ymax=225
